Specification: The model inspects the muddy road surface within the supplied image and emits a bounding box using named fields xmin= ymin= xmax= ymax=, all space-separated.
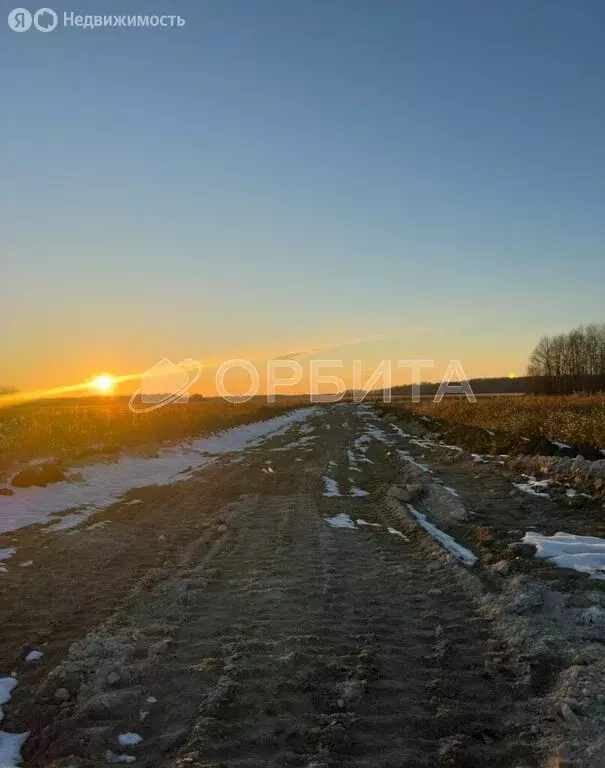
xmin=3 ymin=404 xmax=599 ymax=767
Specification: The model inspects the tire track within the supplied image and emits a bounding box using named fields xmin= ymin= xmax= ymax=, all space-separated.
xmin=21 ymin=405 xmax=538 ymax=767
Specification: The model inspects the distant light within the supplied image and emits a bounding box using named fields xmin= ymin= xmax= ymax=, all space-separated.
xmin=508 ymin=371 xmax=517 ymax=379
xmin=91 ymin=374 xmax=114 ymax=392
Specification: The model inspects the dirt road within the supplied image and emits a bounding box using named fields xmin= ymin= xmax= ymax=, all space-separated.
xmin=4 ymin=403 xmax=601 ymax=766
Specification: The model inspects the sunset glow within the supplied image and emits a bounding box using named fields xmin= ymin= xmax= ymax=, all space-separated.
xmin=91 ymin=374 xmax=114 ymax=393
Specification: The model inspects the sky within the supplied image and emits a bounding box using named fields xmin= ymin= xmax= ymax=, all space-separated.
xmin=1 ymin=0 xmax=604 ymax=395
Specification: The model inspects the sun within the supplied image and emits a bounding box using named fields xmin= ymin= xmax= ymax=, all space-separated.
xmin=91 ymin=374 xmax=114 ymax=393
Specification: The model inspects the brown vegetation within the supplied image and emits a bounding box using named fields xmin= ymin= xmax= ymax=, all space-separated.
xmin=0 ymin=399 xmax=301 ymax=467
xmin=390 ymin=395 xmax=605 ymax=449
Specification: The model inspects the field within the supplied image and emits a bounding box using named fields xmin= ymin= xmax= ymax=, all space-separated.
xmin=3 ymin=402 xmax=605 ymax=767
xmin=0 ymin=397 xmax=301 ymax=468
xmin=3 ymin=394 xmax=605 ymax=470
xmin=384 ymin=394 xmax=605 ymax=449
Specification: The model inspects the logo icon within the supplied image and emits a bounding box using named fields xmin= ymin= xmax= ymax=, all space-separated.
xmin=33 ymin=7 xmax=57 ymax=31
xmin=129 ymin=358 xmax=202 ymax=414
xmin=8 ymin=8 xmax=32 ymax=31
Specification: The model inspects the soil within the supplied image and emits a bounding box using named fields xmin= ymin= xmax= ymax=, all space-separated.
xmin=2 ymin=404 xmax=605 ymax=767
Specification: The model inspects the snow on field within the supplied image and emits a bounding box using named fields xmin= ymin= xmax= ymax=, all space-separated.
xmin=0 ymin=678 xmax=17 ymax=724
xmin=0 ymin=408 xmax=318 ymax=535
xmin=350 ymin=486 xmax=369 ymax=497
xmin=407 ymin=436 xmax=465 ymax=455
xmin=347 ymin=444 xmax=373 ymax=467
xmin=346 ymin=449 xmax=361 ymax=472
xmin=326 ymin=513 xmax=356 ymax=529
xmin=105 ymin=749 xmax=136 ymax=764
xmin=523 ymin=531 xmax=605 ymax=579
xmin=323 ymin=477 xmax=341 ymax=497
xmin=0 ymin=677 xmax=28 ymax=767
xmin=0 ymin=731 xmax=28 ymax=768
xmin=46 ymin=509 xmax=98 ymax=533
xmin=356 ymin=519 xmax=381 ymax=528
xmin=118 ymin=733 xmax=142 ymax=746
xmin=387 ymin=527 xmax=409 ymax=541
xmin=0 ymin=548 xmax=16 ymax=572
xmin=397 ymin=450 xmax=433 ymax=474
xmin=514 ymin=476 xmax=550 ymax=498
xmin=24 ymin=650 xmax=43 ymax=662
xmin=271 ymin=435 xmax=318 ymax=452
xmin=407 ymin=505 xmax=477 ymax=567
xmin=364 ymin=424 xmax=391 ymax=444
xmin=409 ymin=438 xmax=431 ymax=450
xmin=390 ymin=424 xmax=410 ymax=439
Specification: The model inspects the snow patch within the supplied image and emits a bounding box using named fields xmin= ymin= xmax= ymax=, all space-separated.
xmin=350 ymin=487 xmax=369 ymax=498
xmin=364 ymin=424 xmax=390 ymax=444
xmin=397 ymin=450 xmax=433 ymax=474
xmin=105 ymin=750 xmax=136 ymax=764
xmin=523 ymin=531 xmax=605 ymax=579
xmin=118 ymin=733 xmax=142 ymax=746
xmin=45 ymin=509 xmax=97 ymax=533
xmin=387 ymin=527 xmax=409 ymax=541
xmin=86 ymin=521 xmax=109 ymax=531
xmin=0 ymin=677 xmax=29 ymax=766
xmin=24 ymin=650 xmax=43 ymax=662
xmin=356 ymin=519 xmax=381 ymax=528
xmin=407 ymin=505 xmax=477 ymax=567
xmin=271 ymin=435 xmax=317 ymax=452
xmin=0 ymin=678 xmax=17 ymax=724
xmin=323 ymin=477 xmax=341 ymax=497
xmin=325 ymin=514 xmax=356 ymax=530
xmin=0 ymin=549 xmax=16 ymax=565
xmin=514 ymin=476 xmax=550 ymax=498
xmin=0 ymin=731 xmax=28 ymax=768
xmin=0 ymin=408 xmax=318 ymax=535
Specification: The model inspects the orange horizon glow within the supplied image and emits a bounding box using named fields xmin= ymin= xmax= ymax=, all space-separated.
xmin=0 ymin=355 xmax=527 ymax=410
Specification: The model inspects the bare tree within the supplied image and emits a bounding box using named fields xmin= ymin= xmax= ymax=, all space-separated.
xmin=526 ymin=324 xmax=605 ymax=393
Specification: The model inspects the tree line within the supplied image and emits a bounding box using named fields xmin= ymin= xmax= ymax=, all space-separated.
xmin=526 ymin=323 xmax=605 ymax=394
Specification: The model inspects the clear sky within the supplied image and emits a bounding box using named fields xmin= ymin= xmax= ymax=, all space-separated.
xmin=2 ymin=0 xmax=604 ymax=394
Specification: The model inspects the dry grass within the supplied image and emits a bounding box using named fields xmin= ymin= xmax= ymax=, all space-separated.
xmin=403 ymin=395 xmax=605 ymax=448
xmin=0 ymin=398 xmax=302 ymax=466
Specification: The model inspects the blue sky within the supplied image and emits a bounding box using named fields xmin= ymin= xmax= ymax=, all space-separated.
xmin=2 ymin=0 xmax=604 ymax=391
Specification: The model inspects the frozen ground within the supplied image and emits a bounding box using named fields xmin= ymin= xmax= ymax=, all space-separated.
xmin=3 ymin=403 xmax=605 ymax=767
